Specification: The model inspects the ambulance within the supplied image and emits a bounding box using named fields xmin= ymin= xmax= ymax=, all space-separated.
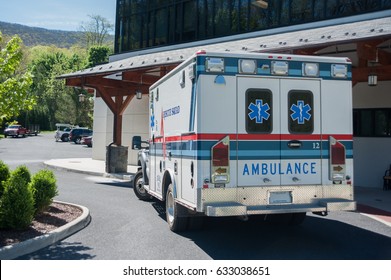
xmin=132 ymin=50 xmax=356 ymax=232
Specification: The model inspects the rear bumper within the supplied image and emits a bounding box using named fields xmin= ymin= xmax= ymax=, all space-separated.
xmin=200 ymin=185 xmax=356 ymax=217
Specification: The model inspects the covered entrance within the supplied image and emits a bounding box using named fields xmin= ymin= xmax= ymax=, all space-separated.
xmin=60 ymin=16 xmax=391 ymax=182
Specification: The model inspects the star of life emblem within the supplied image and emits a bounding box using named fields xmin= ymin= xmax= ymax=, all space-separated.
xmin=290 ymin=100 xmax=311 ymax=124
xmin=248 ymin=99 xmax=271 ymax=124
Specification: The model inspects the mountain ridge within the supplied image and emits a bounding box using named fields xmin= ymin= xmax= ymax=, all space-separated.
xmin=0 ymin=21 xmax=113 ymax=48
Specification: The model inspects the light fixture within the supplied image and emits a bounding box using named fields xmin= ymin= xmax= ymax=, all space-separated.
xmin=368 ymin=73 xmax=377 ymax=86
xmin=368 ymin=51 xmax=378 ymax=86
xmin=136 ymin=90 xmax=142 ymax=99
xmin=331 ymin=64 xmax=348 ymax=78
xmin=252 ymin=0 xmax=268 ymax=9
xmin=271 ymin=61 xmax=288 ymax=75
xmin=239 ymin=59 xmax=257 ymax=74
xmin=302 ymin=63 xmax=319 ymax=77
xmin=78 ymin=93 xmax=85 ymax=102
xmin=205 ymin=57 xmax=225 ymax=72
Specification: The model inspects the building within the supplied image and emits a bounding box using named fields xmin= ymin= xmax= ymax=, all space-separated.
xmin=62 ymin=0 xmax=391 ymax=188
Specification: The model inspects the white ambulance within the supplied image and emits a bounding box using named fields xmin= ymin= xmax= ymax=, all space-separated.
xmin=132 ymin=50 xmax=356 ymax=232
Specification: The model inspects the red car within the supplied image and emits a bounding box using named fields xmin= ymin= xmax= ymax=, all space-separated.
xmin=81 ymin=136 xmax=93 ymax=147
xmin=4 ymin=125 xmax=28 ymax=138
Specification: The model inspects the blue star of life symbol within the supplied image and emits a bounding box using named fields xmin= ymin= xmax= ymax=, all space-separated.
xmin=248 ymin=99 xmax=270 ymax=124
xmin=290 ymin=100 xmax=311 ymax=124
xmin=150 ymin=114 xmax=155 ymax=128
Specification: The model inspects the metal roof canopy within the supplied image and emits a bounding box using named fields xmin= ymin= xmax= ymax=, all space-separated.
xmin=60 ymin=16 xmax=391 ymax=147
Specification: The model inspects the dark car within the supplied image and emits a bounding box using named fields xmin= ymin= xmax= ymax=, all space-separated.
xmin=69 ymin=128 xmax=93 ymax=144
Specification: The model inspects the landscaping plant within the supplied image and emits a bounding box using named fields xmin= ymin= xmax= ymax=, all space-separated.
xmin=30 ymin=169 xmax=58 ymax=214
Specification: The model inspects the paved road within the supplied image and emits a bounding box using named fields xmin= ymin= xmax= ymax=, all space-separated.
xmin=1 ymin=133 xmax=390 ymax=259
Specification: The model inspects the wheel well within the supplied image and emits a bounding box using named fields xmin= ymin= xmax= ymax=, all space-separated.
xmin=162 ymin=171 xmax=172 ymax=201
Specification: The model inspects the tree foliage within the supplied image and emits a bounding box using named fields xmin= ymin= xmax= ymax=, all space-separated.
xmin=0 ymin=32 xmax=35 ymax=121
xmin=86 ymin=45 xmax=111 ymax=67
xmin=1 ymin=14 xmax=114 ymax=130
xmin=80 ymin=14 xmax=114 ymax=48
xmin=27 ymin=46 xmax=92 ymax=129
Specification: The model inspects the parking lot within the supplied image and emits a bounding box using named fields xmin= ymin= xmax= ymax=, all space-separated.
xmin=0 ymin=133 xmax=390 ymax=260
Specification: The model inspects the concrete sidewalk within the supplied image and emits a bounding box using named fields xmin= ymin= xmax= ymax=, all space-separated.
xmin=44 ymin=157 xmax=139 ymax=179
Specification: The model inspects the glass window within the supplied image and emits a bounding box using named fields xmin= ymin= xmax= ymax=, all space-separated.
xmin=354 ymin=108 xmax=391 ymax=137
xmin=115 ymin=0 xmax=391 ymax=53
xmin=246 ymin=89 xmax=272 ymax=133
xmin=360 ymin=110 xmax=373 ymax=136
xmin=288 ymin=90 xmax=314 ymax=134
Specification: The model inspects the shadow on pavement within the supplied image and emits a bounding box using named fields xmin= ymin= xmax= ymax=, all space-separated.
xmin=16 ymin=241 xmax=95 ymax=260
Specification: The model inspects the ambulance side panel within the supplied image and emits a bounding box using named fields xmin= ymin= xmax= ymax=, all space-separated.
xmin=197 ymin=74 xmax=238 ymax=189
xmin=149 ymin=61 xmax=196 ymax=205
xmin=320 ymin=79 xmax=354 ymax=186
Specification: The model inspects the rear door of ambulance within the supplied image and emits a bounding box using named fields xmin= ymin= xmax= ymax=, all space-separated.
xmin=237 ymin=77 xmax=322 ymax=188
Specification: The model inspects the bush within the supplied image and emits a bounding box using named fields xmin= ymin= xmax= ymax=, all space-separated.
xmin=12 ymin=165 xmax=31 ymax=184
xmin=30 ymin=169 xmax=58 ymax=214
xmin=0 ymin=161 xmax=10 ymax=197
xmin=0 ymin=169 xmax=35 ymax=230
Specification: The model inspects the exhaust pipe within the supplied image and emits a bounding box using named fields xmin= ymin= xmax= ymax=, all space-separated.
xmin=312 ymin=211 xmax=328 ymax=217
xmin=237 ymin=215 xmax=249 ymax=222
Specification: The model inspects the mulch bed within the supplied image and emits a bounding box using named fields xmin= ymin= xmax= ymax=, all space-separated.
xmin=0 ymin=202 xmax=82 ymax=247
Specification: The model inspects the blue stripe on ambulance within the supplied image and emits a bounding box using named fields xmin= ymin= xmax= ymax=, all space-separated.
xmin=154 ymin=140 xmax=353 ymax=160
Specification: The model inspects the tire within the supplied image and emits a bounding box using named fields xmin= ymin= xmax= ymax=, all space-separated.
xmin=132 ymin=170 xmax=152 ymax=201
xmin=165 ymin=184 xmax=188 ymax=232
xmin=75 ymin=137 xmax=82 ymax=144
xmin=61 ymin=134 xmax=69 ymax=142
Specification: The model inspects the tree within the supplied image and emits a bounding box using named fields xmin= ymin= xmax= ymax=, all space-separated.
xmin=86 ymin=45 xmax=111 ymax=67
xmin=80 ymin=14 xmax=114 ymax=48
xmin=0 ymin=32 xmax=35 ymax=121
xmin=27 ymin=46 xmax=91 ymax=129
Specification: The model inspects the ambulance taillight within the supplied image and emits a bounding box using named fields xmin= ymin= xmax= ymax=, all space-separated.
xmin=211 ymin=136 xmax=230 ymax=184
xmin=329 ymin=136 xmax=346 ymax=184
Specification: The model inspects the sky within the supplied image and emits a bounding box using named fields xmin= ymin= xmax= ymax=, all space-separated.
xmin=0 ymin=0 xmax=117 ymax=32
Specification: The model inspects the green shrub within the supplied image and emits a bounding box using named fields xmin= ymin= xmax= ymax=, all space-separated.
xmin=12 ymin=165 xmax=31 ymax=184
xmin=0 ymin=170 xmax=35 ymax=230
xmin=30 ymin=169 xmax=58 ymax=214
xmin=0 ymin=161 xmax=10 ymax=197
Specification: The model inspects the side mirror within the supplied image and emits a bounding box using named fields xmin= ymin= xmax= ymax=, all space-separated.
xmin=132 ymin=136 xmax=142 ymax=150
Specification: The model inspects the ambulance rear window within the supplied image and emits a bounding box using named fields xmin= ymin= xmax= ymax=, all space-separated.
xmin=288 ymin=90 xmax=314 ymax=134
xmin=246 ymin=89 xmax=272 ymax=133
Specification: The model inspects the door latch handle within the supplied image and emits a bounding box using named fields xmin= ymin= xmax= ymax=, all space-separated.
xmin=287 ymin=140 xmax=302 ymax=149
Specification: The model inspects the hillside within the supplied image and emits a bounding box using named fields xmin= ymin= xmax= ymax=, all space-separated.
xmin=0 ymin=21 xmax=113 ymax=48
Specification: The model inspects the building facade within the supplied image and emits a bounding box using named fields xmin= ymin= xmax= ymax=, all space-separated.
xmin=75 ymin=0 xmax=391 ymax=188
xmin=115 ymin=0 xmax=391 ymax=53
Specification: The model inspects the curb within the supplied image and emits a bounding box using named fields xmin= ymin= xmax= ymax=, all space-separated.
xmin=43 ymin=160 xmax=104 ymax=177
xmin=0 ymin=201 xmax=91 ymax=260
xmin=357 ymin=204 xmax=391 ymax=227
xmin=43 ymin=160 xmax=135 ymax=180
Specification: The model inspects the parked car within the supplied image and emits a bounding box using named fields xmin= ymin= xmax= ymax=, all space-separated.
xmin=81 ymin=136 xmax=93 ymax=147
xmin=55 ymin=123 xmax=74 ymax=142
xmin=4 ymin=125 xmax=28 ymax=138
xmin=69 ymin=128 xmax=93 ymax=144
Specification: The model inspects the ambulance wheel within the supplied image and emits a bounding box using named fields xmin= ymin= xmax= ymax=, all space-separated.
xmin=133 ymin=170 xmax=151 ymax=201
xmin=166 ymin=184 xmax=187 ymax=232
